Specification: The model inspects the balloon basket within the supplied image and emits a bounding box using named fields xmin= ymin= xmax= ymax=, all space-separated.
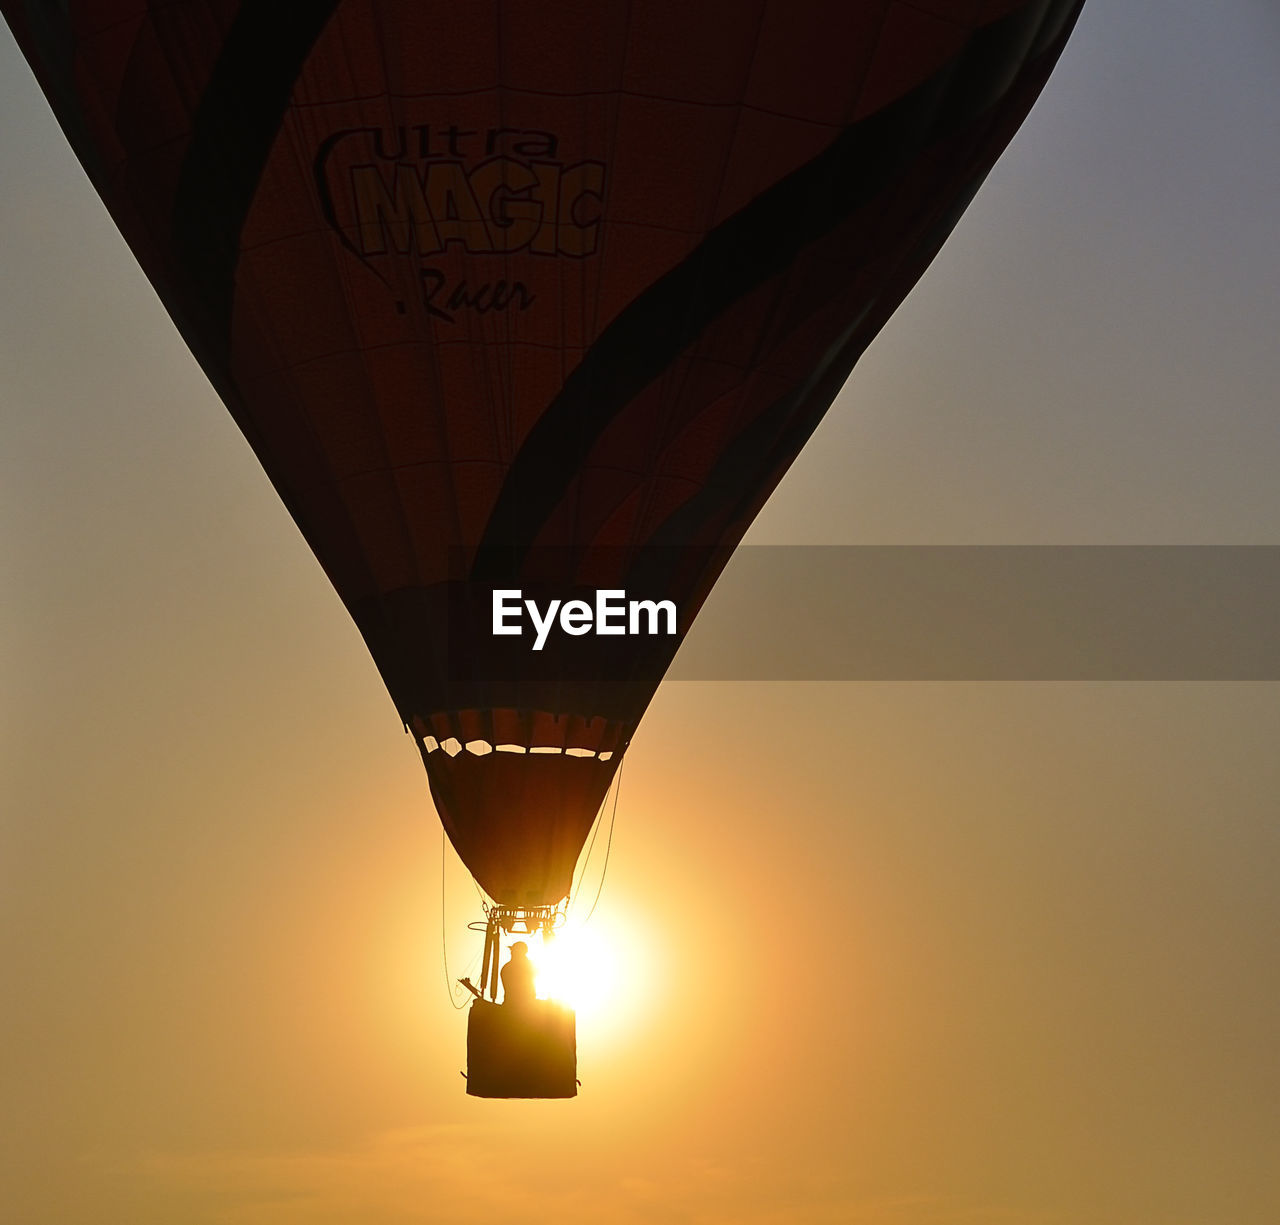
xmin=465 ymin=998 xmax=577 ymax=1099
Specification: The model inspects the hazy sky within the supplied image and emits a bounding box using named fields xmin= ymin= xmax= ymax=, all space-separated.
xmin=3 ymin=4 xmax=1279 ymax=1224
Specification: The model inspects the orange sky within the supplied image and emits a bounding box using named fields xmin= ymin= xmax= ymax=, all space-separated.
xmin=4 ymin=4 xmax=1280 ymax=1223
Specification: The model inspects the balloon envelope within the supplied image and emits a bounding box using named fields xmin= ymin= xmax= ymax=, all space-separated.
xmin=5 ymin=0 xmax=1085 ymax=904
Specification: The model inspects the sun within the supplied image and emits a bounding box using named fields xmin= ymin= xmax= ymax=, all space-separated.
xmin=526 ymin=911 xmax=649 ymax=1032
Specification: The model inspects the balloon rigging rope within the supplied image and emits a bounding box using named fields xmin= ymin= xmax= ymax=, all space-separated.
xmin=441 ymin=828 xmax=470 ymax=1010
xmin=580 ymin=757 xmax=624 ymax=927
xmin=571 ymin=769 xmax=614 ymax=901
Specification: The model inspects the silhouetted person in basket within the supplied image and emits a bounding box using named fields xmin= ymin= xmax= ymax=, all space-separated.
xmin=501 ymin=941 xmax=536 ymax=1009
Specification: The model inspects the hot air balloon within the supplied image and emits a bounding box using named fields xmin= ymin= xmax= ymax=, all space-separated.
xmin=5 ymin=0 xmax=1085 ymax=1096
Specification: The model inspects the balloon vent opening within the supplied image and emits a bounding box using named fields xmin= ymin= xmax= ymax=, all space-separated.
xmin=421 ymin=735 xmax=611 ymax=761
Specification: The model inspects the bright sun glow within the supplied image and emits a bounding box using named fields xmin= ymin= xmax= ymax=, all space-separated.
xmin=525 ymin=912 xmax=650 ymax=1032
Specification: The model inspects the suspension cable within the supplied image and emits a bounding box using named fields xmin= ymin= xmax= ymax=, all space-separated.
xmin=570 ymin=767 xmax=616 ymax=900
xmin=440 ymin=828 xmax=469 ymax=1010
xmin=580 ymin=756 xmax=624 ymax=925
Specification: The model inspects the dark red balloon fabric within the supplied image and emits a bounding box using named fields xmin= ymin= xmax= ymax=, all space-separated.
xmin=5 ymin=0 xmax=1085 ymax=903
